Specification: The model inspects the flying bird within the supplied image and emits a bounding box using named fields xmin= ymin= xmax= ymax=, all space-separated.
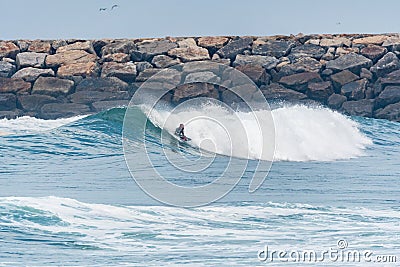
xmin=111 ymin=4 xmax=119 ymax=10
xmin=99 ymin=7 xmax=107 ymax=11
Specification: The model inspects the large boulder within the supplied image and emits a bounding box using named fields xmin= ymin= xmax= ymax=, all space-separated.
xmin=101 ymin=41 xmax=136 ymax=56
xmin=381 ymin=70 xmax=400 ymax=87
xmin=27 ymin=41 xmax=52 ymax=53
xmin=68 ymin=90 xmax=129 ymax=104
xmin=376 ymin=86 xmax=400 ymax=108
xmin=32 ymin=77 xmax=74 ymax=96
xmin=0 ymin=93 xmax=17 ymax=111
xmin=252 ymin=40 xmax=295 ymax=58
xmin=325 ymin=53 xmax=372 ymax=74
xmin=341 ymin=99 xmax=374 ymax=117
xmin=0 ymin=61 xmax=16 ymax=77
xmin=18 ymin=94 xmax=58 ymax=112
xmin=0 ymin=109 xmax=23 ymax=119
xmin=0 ymin=77 xmax=31 ymax=93
xmin=102 ymin=53 xmax=130 ymax=63
xmin=168 ymin=46 xmax=210 ymax=62
xmin=319 ymin=37 xmax=351 ymax=47
xmin=353 ymin=35 xmax=388 ymax=45
xmin=260 ymin=83 xmax=307 ymax=102
xmin=40 ymin=103 xmax=91 ymax=119
xmin=101 ymin=62 xmax=137 ymax=83
xmin=135 ymin=68 xmax=161 ymax=82
xmin=360 ymin=45 xmax=387 ymax=61
xmin=340 ymin=78 xmax=368 ymax=100
xmin=279 ymin=72 xmax=322 ymax=92
xmin=328 ymin=93 xmax=347 ymax=109
xmin=75 ymin=77 xmax=128 ymax=92
xmin=151 ymin=55 xmax=181 ymax=68
xmin=382 ymin=36 xmax=400 ymax=52
xmin=370 ymin=52 xmax=400 ymax=77
xmin=184 ymin=71 xmax=220 ymax=84
xmin=12 ymin=67 xmax=54 ymax=82
xmin=232 ymin=54 xmax=278 ymax=70
xmin=216 ymin=37 xmax=253 ymax=59
xmin=173 ymin=83 xmax=216 ymax=102
xmin=197 ymin=37 xmax=229 ymax=49
xmin=235 ymin=64 xmax=269 ymax=86
xmin=307 ymin=81 xmax=333 ymax=103
xmin=277 ymin=57 xmax=322 ymax=77
xmin=375 ymin=102 xmax=400 ymax=121
xmin=45 ymin=50 xmax=97 ymax=67
xmin=57 ymin=41 xmax=95 ymax=54
xmin=330 ymin=70 xmax=359 ymax=90
xmin=92 ymin=100 xmax=130 ymax=112
xmin=57 ymin=62 xmax=99 ymax=78
xmin=289 ymin=44 xmax=325 ymax=60
xmin=0 ymin=42 xmax=20 ymax=59
xmin=16 ymin=52 xmax=47 ymax=68
xmin=177 ymin=38 xmax=197 ymax=48
xmin=135 ymin=40 xmax=177 ymax=60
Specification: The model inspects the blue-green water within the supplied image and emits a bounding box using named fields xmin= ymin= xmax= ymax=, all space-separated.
xmin=0 ymin=106 xmax=399 ymax=266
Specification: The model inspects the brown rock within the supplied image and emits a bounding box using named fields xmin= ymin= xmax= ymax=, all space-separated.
xmin=341 ymin=99 xmax=374 ymax=117
xmin=279 ymin=72 xmax=322 ymax=92
xmin=235 ymin=64 xmax=269 ymax=86
xmin=328 ymin=93 xmax=347 ymax=109
xmin=57 ymin=41 xmax=95 ymax=54
xmin=102 ymin=53 xmax=130 ymax=63
xmin=198 ymin=36 xmax=229 ymax=49
xmin=0 ymin=42 xmax=20 ymax=59
xmin=151 ymin=55 xmax=181 ymax=68
xmin=0 ymin=77 xmax=31 ymax=93
xmin=360 ymin=45 xmax=387 ymax=61
xmin=32 ymin=77 xmax=74 ymax=96
xmin=18 ymin=94 xmax=58 ymax=112
xmin=173 ymin=83 xmax=216 ymax=102
xmin=46 ymin=50 xmax=97 ymax=67
xmin=260 ymin=83 xmax=307 ymax=102
xmin=101 ymin=62 xmax=137 ymax=83
xmin=12 ymin=67 xmax=55 ymax=82
xmin=68 ymin=90 xmax=129 ymax=104
xmin=58 ymin=62 xmax=99 ymax=78
xmin=28 ymin=41 xmax=52 ymax=53
xmin=375 ymin=102 xmax=400 ymax=121
xmin=330 ymin=70 xmax=359 ymax=90
xmin=168 ymin=46 xmax=210 ymax=62
xmin=76 ymin=77 xmax=128 ymax=92
xmin=353 ymin=35 xmax=388 ymax=45
xmin=307 ymin=81 xmax=333 ymax=103
xmin=40 ymin=103 xmax=91 ymax=119
xmin=319 ymin=37 xmax=351 ymax=47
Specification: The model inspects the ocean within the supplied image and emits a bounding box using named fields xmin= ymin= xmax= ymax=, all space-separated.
xmin=0 ymin=104 xmax=399 ymax=266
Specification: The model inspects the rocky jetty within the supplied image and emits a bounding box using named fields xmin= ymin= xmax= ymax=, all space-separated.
xmin=1 ymin=34 xmax=400 ymax=121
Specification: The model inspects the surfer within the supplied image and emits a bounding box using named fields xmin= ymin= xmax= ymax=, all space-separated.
xmin=175 ymin=123 xmax=188 ymax=141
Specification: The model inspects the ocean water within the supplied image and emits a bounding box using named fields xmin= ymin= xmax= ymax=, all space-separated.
xmin=0 ymin=105 xmax=399 ymax=266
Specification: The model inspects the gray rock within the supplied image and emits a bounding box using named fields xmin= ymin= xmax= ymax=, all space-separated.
xmin=381 ymin=70 xmax=400 ymax=86
xmin=360 ymin=45 xmax=387 ymax=61
xmin=341 ymin=79 xmax=368 ymax=100
xmin=18 ymin=94 xmax=58 ymax=112
xmin=76 ymin=77 xmax=128 ymax=92
xmin=382 ymin=36 xmax=400 ymax=52
xmin=376 ymin=86 xmax=400 ymax=108
xmin=16 ymin=52 xmax=47 ymax=68
xmin=360 ymin=68 xmax=373 ymax=80
xmin=328 ymin=93 xmax=347 ymax=109
xmin=216 ymin=37 xmax=253 ymax=59
xmin=136 ymin=40 xmax=178 ymax=59
xmin=0 ymin=61 xmax=16 ymax=77
xmin=232 ymin=54 xmax=278 ymax=70
xmin=235 ymin=64 xmax=270 ymax=86
xmin=135 ymin=68 xmax=161 ymax=82
xmin=0 ymin=109 xmax=23 ymax=119
xmin=52 ymin=40 xmax=68 ymax=50
xmin=92 ymin=100 xmax=130 ymax=112
xmin=252 ymin=41 xmax=295 ymax=58
xmin=101 ymin=41 xmax=136 ymax=56
xmin=0 ymin=42 xmax=20 ymax=59
xmin=279 ymin=72 xmax=322 ymax=92
xmin=341 ymin=99 xmax=374 ymax=117
xmin=0 ymin=93 xmax=17 ymax=111
xmin=151 ymin=55 xmax=180 ymax=68
xmin=68 ymin=90 xmax=130 ymax=104
xmin=0 ymin=77 xmax=31 ymax=94
xmin=12 ymin=67 xmax=54 ymax=82
xmin=17 ymin=40 xmax=30 ymax=52
xmin=260 ymin=83 xmax=307 ymax=102
xmin=40 ymin=103 xmax=91 ymax=119
xmin=375 ymin=102 xmax=400 ymax=121
xmin=321 ymin=69 xmax=334 ymax=77
xmin=32 ymin=77 xmax=75 ymax=96
xmin=278 ymin=57 xmax=322 ymax=78
xmin=135 ymin=61 xmax=153 ymax=73
xmin=184 ymin=71 xmax=220 ymax=84
xmin=173 ymin=83 xmax=216 ymax=103
xmin=325 ymin=53 xmax=372 ymax=74
xmin=330 ymin=70 xmax=359 ymax=91
xmin=101 ymin=62 xmax=137 ymax=83
xmin=307 ymin=81 xmax=333 ymax=103
xmin=289 ymin=44 xmax=326 ymax=60
xmin=167 ymin=46 xmax=210 ymax=62
xmin=370 ymin=52 xmax=400 ymax=77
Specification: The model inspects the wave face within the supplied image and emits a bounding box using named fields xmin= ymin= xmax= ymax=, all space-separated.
xmin=141 ymin=104 xmax=372 ymax=162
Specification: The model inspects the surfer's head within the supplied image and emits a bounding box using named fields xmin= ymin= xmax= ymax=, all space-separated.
xmin=179 ymin=123 xmax=184 ymax=128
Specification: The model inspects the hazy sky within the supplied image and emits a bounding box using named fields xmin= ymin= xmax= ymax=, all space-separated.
xmin=1 ymin=0 xmax=399 ymax=40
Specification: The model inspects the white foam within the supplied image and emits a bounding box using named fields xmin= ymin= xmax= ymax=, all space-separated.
xmin=143 ymin=104 xmax=372 ymax=162
xmin=0 ymin=115 xmax=86 ymax=135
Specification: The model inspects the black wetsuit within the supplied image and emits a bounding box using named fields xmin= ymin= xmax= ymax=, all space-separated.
xmin=175 ymin=127 xmax=185 ymax=138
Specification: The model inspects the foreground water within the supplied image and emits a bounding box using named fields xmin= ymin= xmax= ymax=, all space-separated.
xmin=0 ymin=105 xmax=399 ymax=266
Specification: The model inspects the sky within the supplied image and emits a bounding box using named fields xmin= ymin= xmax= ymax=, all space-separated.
xmin=1 ymin=0 xmax=399 ymax=40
